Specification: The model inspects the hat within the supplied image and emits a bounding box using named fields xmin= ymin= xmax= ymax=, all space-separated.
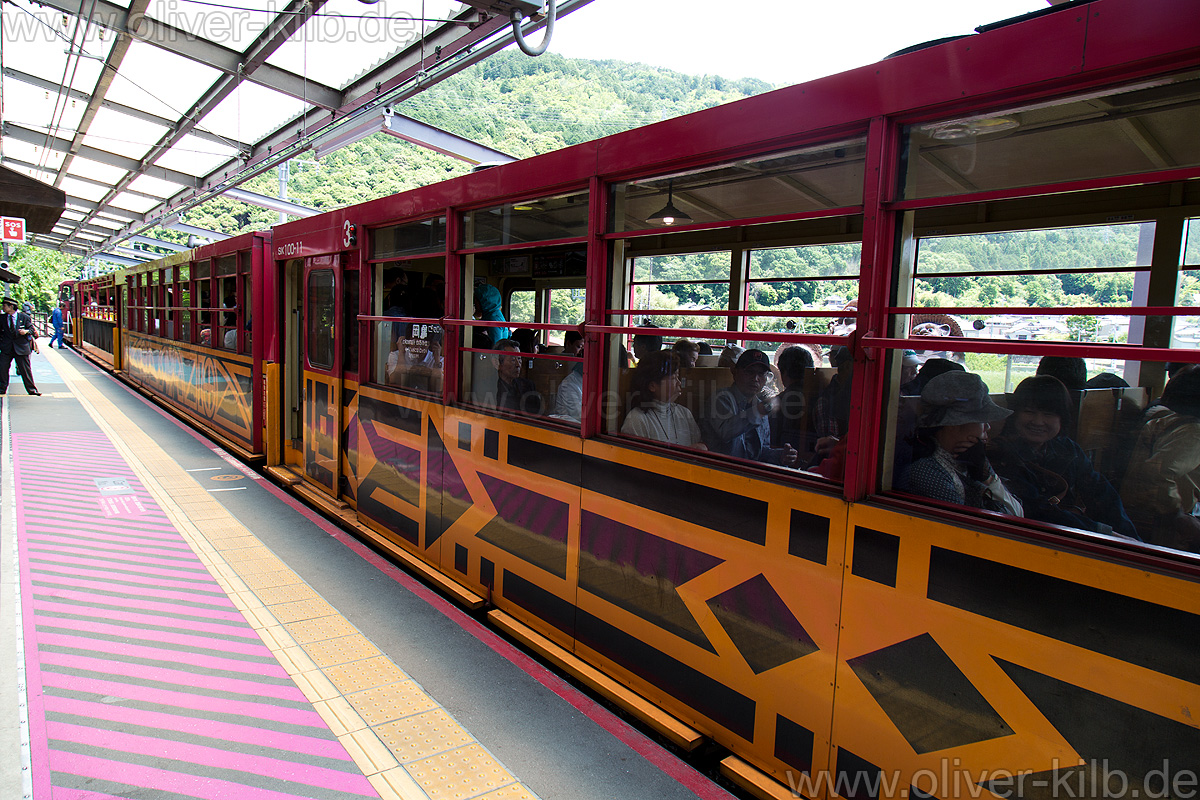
xmin=919 ymin=372 xmax=1011 ymax=427
xmin=902 ymin=349 xmax=921 ymax=367
xmin=735 ymin=348 xmax=771 ymax=372
xmin=1 ymin=297 xmax=16 ymax=308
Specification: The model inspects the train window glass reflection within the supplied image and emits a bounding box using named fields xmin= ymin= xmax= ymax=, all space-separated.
xmin=307 ymin=269 xmax=335 ymax=370
xmin=372 ymin=217 xmax=446 ymax=259
xmin=465 ymin=191 xmax=589 ymax=249
xmin=885 ymin=350 xmax=1200 ymax=552
xmin=899 ymin=71 xmax=1200 ymax=201
xmin=611 ymin=139 xmax=867 ymax=233
xmin=370 ymin=258 xmax=444 ymax=394
xmin=905 ymin=225 xmax=1145 ymax=381
xmin=1185 ymin=218 xmax=1200 ymax=266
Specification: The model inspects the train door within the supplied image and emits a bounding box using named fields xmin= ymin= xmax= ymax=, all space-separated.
xmin=296 ymin=255 xmax=344 ymax=495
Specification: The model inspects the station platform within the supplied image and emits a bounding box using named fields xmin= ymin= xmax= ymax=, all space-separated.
xmin=1 ymin=347 xmax=737 ymax=800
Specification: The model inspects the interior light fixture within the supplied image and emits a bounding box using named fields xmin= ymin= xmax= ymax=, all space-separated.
xmin=646 ymin=181 xmax=692 ymax=226
xmin=920 ymin=116 xmax=1020 ymax=141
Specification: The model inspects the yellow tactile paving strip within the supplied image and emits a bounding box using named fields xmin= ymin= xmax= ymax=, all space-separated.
xmin=47 ymin=350 xmax=538 ymax=800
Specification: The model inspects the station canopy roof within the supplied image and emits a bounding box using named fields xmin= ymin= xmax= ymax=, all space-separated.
xmin=1 ymin=0 xmax=590 ymax=263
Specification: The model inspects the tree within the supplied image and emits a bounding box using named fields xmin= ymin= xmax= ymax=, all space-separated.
xmin=4 ymin=246 xmax=79 ymax=312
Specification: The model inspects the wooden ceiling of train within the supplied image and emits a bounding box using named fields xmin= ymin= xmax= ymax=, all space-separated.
xmin=0 ymin=0 xmax=593 ymax=264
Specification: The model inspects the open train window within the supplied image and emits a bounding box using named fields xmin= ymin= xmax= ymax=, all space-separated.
xmin=611 ymin=138 xmax=866 ymax=233
xmin=898 ymin=70 xmax=1200 ymax=201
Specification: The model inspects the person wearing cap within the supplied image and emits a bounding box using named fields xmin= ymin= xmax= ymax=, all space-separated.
xmin=898 ymin=371 xmax=1020 ymax=514
xmin=0 ymin=296 xmax=41 ymax=395
xmin=702 ymin=348 xmax=799 ymax=466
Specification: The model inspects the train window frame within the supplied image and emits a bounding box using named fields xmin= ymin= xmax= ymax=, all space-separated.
xmin=306 ymin=269 xmax=336 ymax=371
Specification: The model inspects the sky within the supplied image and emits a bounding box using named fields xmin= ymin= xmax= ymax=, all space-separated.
xmin=549 ymin=0 xmax=1051 ymax=86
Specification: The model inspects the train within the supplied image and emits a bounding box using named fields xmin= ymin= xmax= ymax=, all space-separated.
xmin=65 ymin=1 xmax=1200 ymax=797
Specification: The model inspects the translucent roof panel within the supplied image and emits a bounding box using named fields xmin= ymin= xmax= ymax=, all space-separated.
xmin=128 ymin=173 xmax=188 ymax=199
xmin=110 ymin=192 xmax=160 ymax=214
xmin=103 ymin=40 xmax=221 ymax=120
xmin=67 ymin=157 xmax=129 ymax=186
xmin=266 ymin=0 xmax=459 ymax=89
xmin=81 ymin=107 xmax=171 ymax=161
xmin=1 ymin=139 xmax=67 ymax=173
xmin=60 ymin=176 xmax=111 ymax=203
xmin=154 ymin=135 xmax=241 ymax=177
xmin=1 ymin=78 xmax=87 ymax=137
xmin=144 ymin=0 xmax=284 ymax=51
xmin=0 ymin=1 xmax=112 ymax=87
xmin=202 ymin=82 xmax=308 ymax=144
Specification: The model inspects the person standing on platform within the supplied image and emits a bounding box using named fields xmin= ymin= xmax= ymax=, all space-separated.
xmin=51 ymin=304 xmax=65 ymax=348
xmin=0 ymin=297 xmax=41 ymax=395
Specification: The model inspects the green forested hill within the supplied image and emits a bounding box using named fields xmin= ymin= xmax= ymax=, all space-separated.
xmin=185 ymin=51 xmax=773 ymax=234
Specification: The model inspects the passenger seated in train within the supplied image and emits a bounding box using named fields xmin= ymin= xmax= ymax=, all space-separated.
xmin=550 ymin=348 xmax=584 ymax=423
xmin=771 ymin=344 xmax=816 ymax=462
xmin=673 ymin=338 xmax=700 ymax=368
xmin=898 ymin=350 xmax=921 ymax=395
xmin=717 ymin=343 xmax=744 ymax=368
xmin=492 ymin=339 xmax=542 ymax=414
xmin=894 ymin=358 xmax=966 ymax=478
xmin=473 ymin=283 xmax=510 ymax=348
xmin=989 ymin=376 xmax=1137 ymax=539
xmin=511 ymin=328 xmax=542 ymax=354
xmin=812 ymin=345 xmax=853 ymax=464
xmin=1085 ymin=372 xmax=1129 ymax=389
xmin=632 ymin=324 xmax=663 ymax=364
xmin=563 ymin=330 xmax=584 ymax=357
xmin=222 ymin=312 xmax=238 ymax=349
xmin=1121 ymin=367 xmax=1200 ymax=552
xmin=1037 ymin=356 xmax=1088 ymax=392
xmin=702 ymin=349 xmax=798 ymax=466
xmin=621 ymin=351 xmax=706 ymax=449
xmin=898 ymin=371 xmax=1022 ymax=515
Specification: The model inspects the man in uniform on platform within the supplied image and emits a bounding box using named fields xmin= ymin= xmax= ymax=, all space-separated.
xmin=0 ymin=297 xmax=41 ymax=395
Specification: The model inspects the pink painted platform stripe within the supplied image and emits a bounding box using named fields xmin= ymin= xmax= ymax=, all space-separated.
xmin=30 ymin=562 xmax=233 ymax=592
xmin=32 ymin=574 xmax=232 ymax=606
xmin=38 ymin=673 xmax=329 ymax=728
xmin=33 ymin=615 xmax=276 ymax=655
xmin=34 ymin=573 xmax=229 ymax=604
xmin=15 ymin=431 xmax=377 ymax=800
xmin=37 ymin=632 xmax=293 ymax=678
xmin=45 ymin=697 xmax=355 ymax=760
xmin=33 ymin=598 xmax=262 ymax=638
xmin=44 ymin=752 xmax=375 ymax=800
xmin=30 ymin=588 xmax=244 ymax=622
xmin=39 ymin=652 xmax=303 ymax=700
xmin=29 ymin=534 xmax=195 ymax=554
xmin=48 ymin=722 xmax=375 ymax=794
xmin=27 ymin=526 xmax=194 ymax=547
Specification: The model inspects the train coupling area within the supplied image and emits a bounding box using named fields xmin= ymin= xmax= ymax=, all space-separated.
xmin=0 ymin=348 xmax=737 ymax=800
